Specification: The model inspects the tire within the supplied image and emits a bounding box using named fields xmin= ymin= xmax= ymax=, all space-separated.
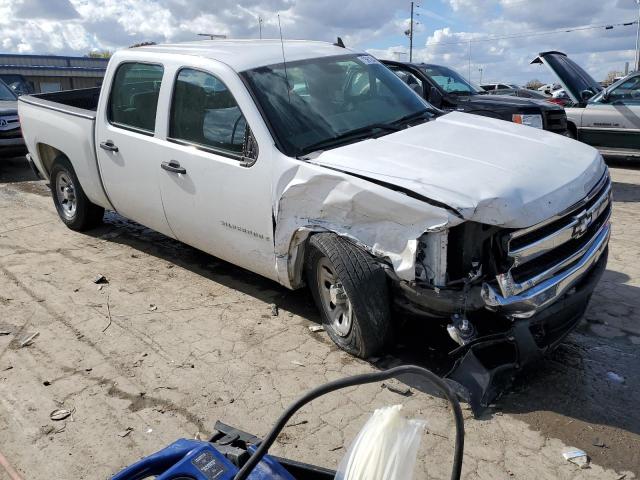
xmin=566 ymin=123 xmax=577 ymax=140
xmin=50 ymin=156 xmax=104 ymax=231
xmin=305 ymin=233 xmax=392 ymax=358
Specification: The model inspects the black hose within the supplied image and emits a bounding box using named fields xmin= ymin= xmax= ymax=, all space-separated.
xmin=233 ymin=365 xmax=464 ymax=480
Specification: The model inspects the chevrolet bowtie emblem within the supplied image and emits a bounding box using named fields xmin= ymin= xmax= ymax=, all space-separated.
xmin=572 ymin=211 xmax=591 ymax=239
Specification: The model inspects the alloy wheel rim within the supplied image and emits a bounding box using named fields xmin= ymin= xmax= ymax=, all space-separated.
xmin=55 ymin=171 xmax=77 ymax=220
xmin=316 ymin=256 xmax=353 ymax=337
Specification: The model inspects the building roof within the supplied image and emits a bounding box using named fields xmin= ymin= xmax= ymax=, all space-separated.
xmin=0 ymin=53 xmax=108 ymax=78
xmin=133 ymin=39 xmax=361 ymax=71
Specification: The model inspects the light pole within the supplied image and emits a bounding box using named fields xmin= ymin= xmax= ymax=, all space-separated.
xmin=259 ymin=17 xmax=263 ymax=39
xmin=478 ymin=67 xmax=483 ymax=85
xmin=467 ymin=40 xmax=471 ymax=82
xmin=635 ymin=0 xmax=640 ymax=71
xmin=409 ymin=1 xmax=414 ymax=62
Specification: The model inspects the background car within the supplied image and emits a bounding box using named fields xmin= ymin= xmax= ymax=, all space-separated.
xmin=485 ymin=88 xmax=550 ymax=100
xmin=0 ymin=78 xmax=25 ymax=156
xmin=532 ymin=51 xmax=639 ymax=158
xmin=481 ymin=83 xmax=520 ymax=91
xmin=0 ymin=73 xmax=35 ymax=96
xmin=382 ymin=59 xmax=568 ymax=135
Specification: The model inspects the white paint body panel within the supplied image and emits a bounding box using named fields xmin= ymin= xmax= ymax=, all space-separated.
xmin=18 ymin=40 xmax=607 ymax=289
xmin=308 ymin=112 xmax=605 ymax=228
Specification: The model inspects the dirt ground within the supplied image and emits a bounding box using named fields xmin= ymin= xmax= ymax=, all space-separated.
xmin=0 ymin=155 xmax=638 ymax=479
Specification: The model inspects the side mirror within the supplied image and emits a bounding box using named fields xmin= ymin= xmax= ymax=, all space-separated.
xmin=240 ymin=126 xmax=259 ymax=168
xmin=580 ymin=89 xmax=594 ymax=102
xmin=410 ymin=83 xmax=423 ymax=97
xmin=600 ymin=90 xmax=610 ymax=102
xmin=429 ymin=86 xmax=443 ymax=108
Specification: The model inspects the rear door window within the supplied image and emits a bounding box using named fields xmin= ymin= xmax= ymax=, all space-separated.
xmin=108 ymin=62 xmax=163 ymax=135
xmin=169 ymin=68 xmax=248 ymax=156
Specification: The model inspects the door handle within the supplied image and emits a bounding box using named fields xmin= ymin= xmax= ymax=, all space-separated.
xmin=161 ymin=160 xmax=187 ymax=175
xmin=99 ymin=141 xmax=119 ymax=152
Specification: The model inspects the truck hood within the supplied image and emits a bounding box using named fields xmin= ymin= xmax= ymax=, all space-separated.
xmin=456 ymin=92 xmax=562 ymax=112
xmin=307 ymin=111 xmax=605 ymax=229
xmin=531 ymin=51 xmax=602 ymax=104
xmin=0 ymin=100 xmax=17 ymax=116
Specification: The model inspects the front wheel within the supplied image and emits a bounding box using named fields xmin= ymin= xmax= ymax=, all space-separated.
xmin=50 ymin=156 xmax=104 ymax=231
xmin=305 ymin=233 xmax=392 ymax=358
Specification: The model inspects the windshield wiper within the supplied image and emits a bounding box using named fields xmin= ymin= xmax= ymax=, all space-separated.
xmin=391 ymin=109 xmax=432 ymax=127
xmin=298 ymin=123 xmax=402 ymax=156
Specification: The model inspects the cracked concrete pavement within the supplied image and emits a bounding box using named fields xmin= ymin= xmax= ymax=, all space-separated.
xmin=0 ymin=156 xmax=638 ymax=479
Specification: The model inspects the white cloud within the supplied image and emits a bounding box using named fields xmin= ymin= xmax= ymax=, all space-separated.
xmin=0 ymin=0 xmax=637 ymax=85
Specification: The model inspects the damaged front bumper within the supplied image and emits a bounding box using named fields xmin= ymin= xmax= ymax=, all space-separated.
xmin=481 ymin=220 xmax=610 ymax=318
xmin=394 ymin=174 xmax=611 ymax=413
xmin=447 ymin=246 xmax=607 ymax=412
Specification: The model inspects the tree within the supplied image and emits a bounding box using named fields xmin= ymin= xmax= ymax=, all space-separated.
xmin=86 ymin=50 xmax=112 ymax=58
xmin=604 ymin=70 xmax=623 ymax=86
xmin=129 ymin=41 xmax=157 ymax=48
xmin=525 ymin=79 xmax=543 ymax=90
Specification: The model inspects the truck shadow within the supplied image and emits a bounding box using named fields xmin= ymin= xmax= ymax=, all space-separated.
xmin=0 ymin=155 xmax=38 ymax=184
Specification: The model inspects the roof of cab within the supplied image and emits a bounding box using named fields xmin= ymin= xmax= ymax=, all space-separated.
xmin=133 ymin=39 xmax=360 ymax=72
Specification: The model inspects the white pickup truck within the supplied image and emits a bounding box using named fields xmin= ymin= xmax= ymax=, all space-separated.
xmin=19 ymin=40 xmax=611 ymax=402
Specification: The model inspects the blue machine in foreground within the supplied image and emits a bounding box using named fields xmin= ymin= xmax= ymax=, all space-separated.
xmin=112 ymin=366 xmax=466 ymax=480
xmin=112 ymin=438 xmax=295 ymax=480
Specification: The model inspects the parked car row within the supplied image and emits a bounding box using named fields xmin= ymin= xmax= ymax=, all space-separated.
xmin=386 ymin=51 xmax=639 ymax=157
xmin=382 ymin=60 xmax=568 ymax=134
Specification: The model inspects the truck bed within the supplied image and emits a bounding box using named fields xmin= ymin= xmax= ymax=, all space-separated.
xmin=18 ymin=86 xmax=113 ymax=211
xmin=19 ymin=87 xmax=101 ymax=118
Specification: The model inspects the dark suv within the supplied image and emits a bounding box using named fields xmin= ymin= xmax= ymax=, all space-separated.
xmin=382 ymin=60 xmax=568 ymax=135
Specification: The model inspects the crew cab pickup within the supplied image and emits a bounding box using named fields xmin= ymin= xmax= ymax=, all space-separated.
xmin=382 ymin=59 xmax=569 ymax=135
xmin=19 ymin=40 xmax=610 ymax=404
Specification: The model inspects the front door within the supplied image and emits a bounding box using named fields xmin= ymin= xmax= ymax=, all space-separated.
xmin=157 ymin=67 xmax=275 ymax=279
xmin=95 ymin=61 xmax=174 ymax=237
xmin=581 ymin=75 xmax=640 ymax=150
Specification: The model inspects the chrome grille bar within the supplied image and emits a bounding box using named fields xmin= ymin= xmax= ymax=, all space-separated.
xmin=507 ymin=179 xmax=611 ymax=267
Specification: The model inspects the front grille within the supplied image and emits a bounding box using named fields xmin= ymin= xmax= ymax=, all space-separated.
xmin=496 ymin=171 xmax=611 ymax=298
xmin=544 ymin=110 xmax=567 ymax=133
xmin=0 ymin=128 xmax=21 ymax=139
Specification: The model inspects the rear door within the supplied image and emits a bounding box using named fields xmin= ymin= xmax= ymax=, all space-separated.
xmin=156 ymin=65 xmax=275 ymax=279
xmin=95 ymin=61 xmax=174 ymax=237
xmin=580 ymin=74 xmax=640 ymax=150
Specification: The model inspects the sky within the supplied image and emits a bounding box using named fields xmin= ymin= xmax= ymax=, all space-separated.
xmin=0 ymin=0 xmax=638 ymax=85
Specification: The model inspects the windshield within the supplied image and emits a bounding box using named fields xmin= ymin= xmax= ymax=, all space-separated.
xmin=242 ymin=54 xmax=433 ymax=156
xmin=420 ymin=65 xmax=482 ymax=95
xmin=0 ymin=80 xmax=17 ymax=101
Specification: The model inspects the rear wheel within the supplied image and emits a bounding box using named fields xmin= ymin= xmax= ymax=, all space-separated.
xmin=50 ymin=156 xmax=104 ymax=231
xmin=305 ymin=233 xmax=391 ymax=358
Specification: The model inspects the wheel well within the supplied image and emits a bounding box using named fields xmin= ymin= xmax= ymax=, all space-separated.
xmin=36 ymin=143 xmax=66 ymax=177
xmin=567 ymin=121 xmax=578 ymax=139
xmin=287 ymin=229 xmax=391 ymax=289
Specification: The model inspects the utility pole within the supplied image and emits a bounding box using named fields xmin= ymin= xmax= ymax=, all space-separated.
xmin=635 ymin=0 xmax=640 ymax=71
xmin=409 ymin=1 xmax=414 ymax=62
xmin=468 ymin=40 xmax=471 ymax=82
xmin=259 ymin=17 xmax=263 ymax=39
